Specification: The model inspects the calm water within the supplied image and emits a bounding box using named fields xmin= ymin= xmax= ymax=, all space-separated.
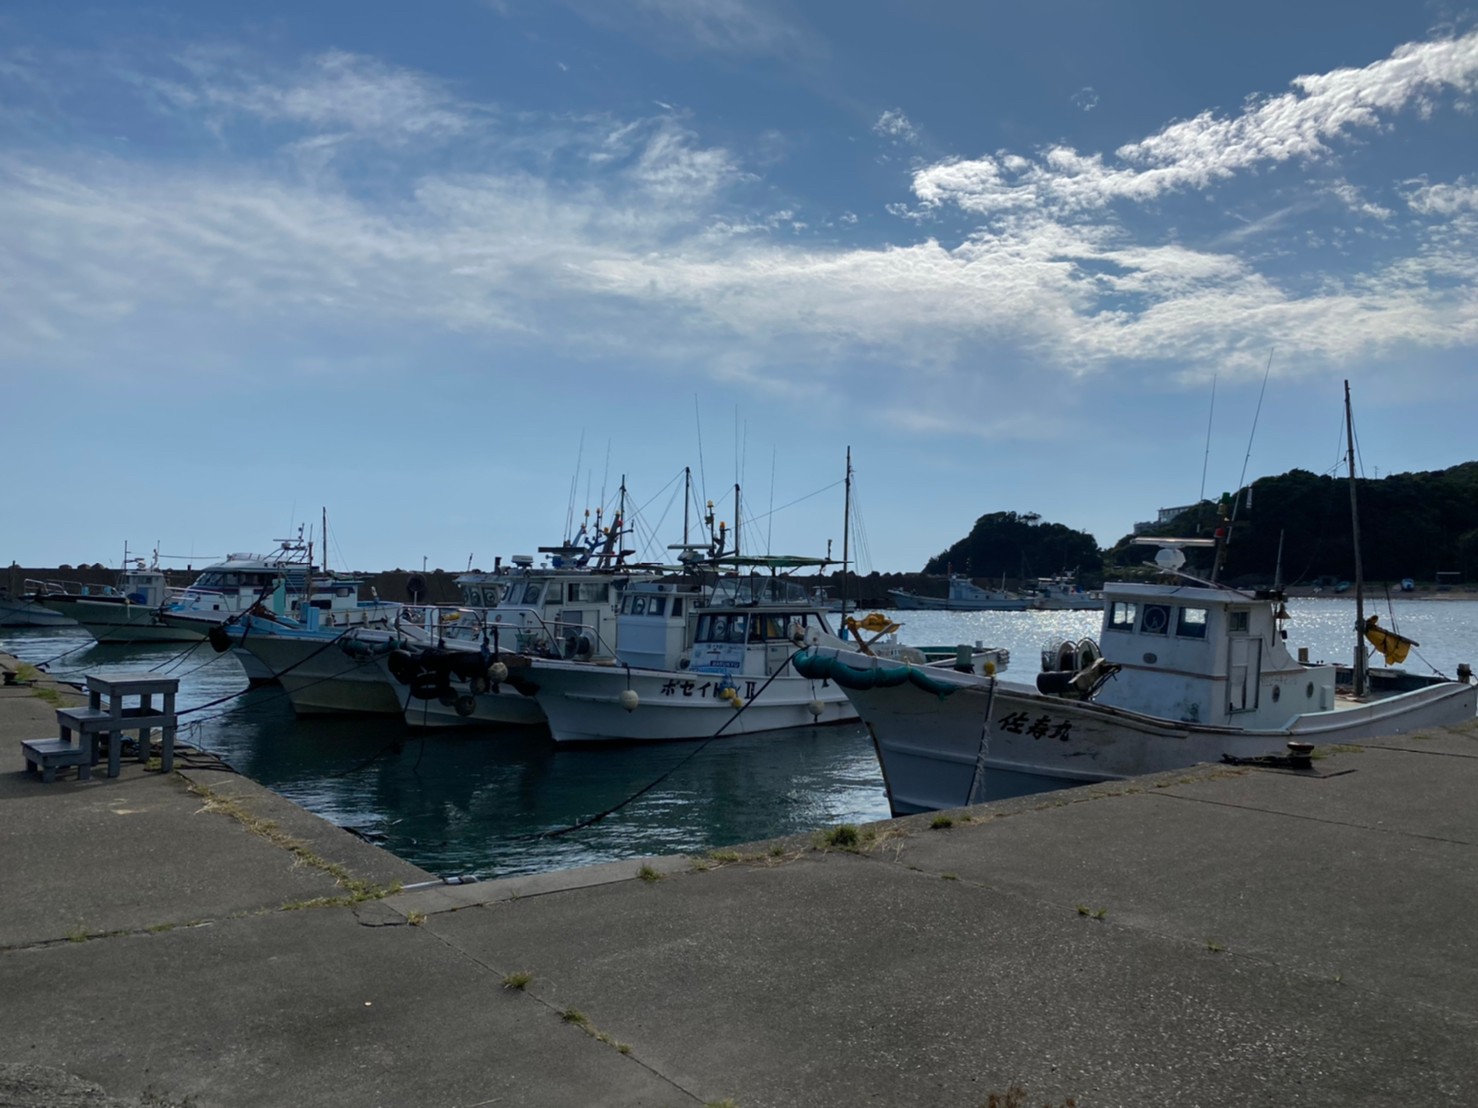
xmin=6 ymin=598 xmax=1475 ymax=879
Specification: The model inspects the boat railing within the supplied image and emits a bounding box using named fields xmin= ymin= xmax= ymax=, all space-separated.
xmin=23 ymin=578 xmax=118 ymax=598
xmin=390 ymin=604 xmax=615 ymax=661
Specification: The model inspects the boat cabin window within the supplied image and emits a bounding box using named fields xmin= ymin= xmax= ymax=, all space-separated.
xmin=1140 ymin=604 xmax=1171 ymax=635
xmin=517 ymin=582 xmax=544 ymax=605
xmin=696 ymin=614 xmax=748 ymax=644
xmin=752 ymin=615 xmax=790 ymax=641
xmin=1176 ymin=606 xmax=1208 ymax=639
xmin=629 ymin=595 xmax=647 ymax=615
xmin=1108 ymin=601 xmax=1138 ymax=631
xmin=1228 ymin=610 xmax=1250 ymax=633
xmin=567 ymin=582 xmax=608 ymax=604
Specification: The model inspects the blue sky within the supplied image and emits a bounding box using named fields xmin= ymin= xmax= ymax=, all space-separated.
xmin=3 ymin=1 xmax=1476 ymax=575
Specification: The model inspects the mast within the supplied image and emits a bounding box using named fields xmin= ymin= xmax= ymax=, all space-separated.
xmin=1344 ymin=380 xmax=1368 ymax=697
xmin=733 ymin=483 xmax=741 ymax=561
xmin=683 ymin=467 xmax=691 ymax=546
xmin=839 ymin=447 xmax=852 ymax=621
xmin=322 ymin=507 xmax=329 ymax=575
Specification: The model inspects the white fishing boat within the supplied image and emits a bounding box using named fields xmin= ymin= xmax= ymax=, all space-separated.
xmin=526 ymin=559 xmax=1007 ymax=744
xmin=887 ymin=574 xmax=1030 ymax=611
xmin=0 ymin=580 xmax=78 ymax=627
xmin=210 ymin=595 xmax=416 ymax=711
xmin=797 ymin=385 xmax=1478 ymax=814
xmin=1026 ymin=570 xmax=1103 ymax=611
xmin=379 ymin=495 xmax=668 ymax=727
xmin=163 ymin=527 xmax=399 ymax=682
xmin=29 ymin=554 xmax=187 ymax=643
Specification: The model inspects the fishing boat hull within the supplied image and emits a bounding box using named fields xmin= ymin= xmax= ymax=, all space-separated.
xmin=797 ymin=647 xmax=1478 ymax=815
xmin=528 ymin=658 xmax=858 ymax=743
xmin=0 ymin=598 xmax=76 ymax=627
xmin=40 ymin=597 xmax=204 ymax=644
xmin=233 ymin=632 xmax=406 ymax=717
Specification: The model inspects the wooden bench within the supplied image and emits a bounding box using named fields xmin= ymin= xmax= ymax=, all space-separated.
xmin=21 ymin=737 xmax=93 ymax=782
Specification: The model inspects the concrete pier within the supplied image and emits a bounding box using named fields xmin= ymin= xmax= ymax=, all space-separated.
xmin=2 ymin=652 xmax=1476 ymax=1107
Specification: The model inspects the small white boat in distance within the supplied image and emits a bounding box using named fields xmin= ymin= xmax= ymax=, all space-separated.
xmin=798 ymin=563 xmax=1477 ymax=815
xmin=887 ymin=574 xmax=1029 ymax=611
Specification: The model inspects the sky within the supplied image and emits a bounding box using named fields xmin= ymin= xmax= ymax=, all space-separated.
xmin=2 ymin=1 xmax=1476 ymax=576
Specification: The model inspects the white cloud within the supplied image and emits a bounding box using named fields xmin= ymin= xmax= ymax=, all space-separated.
xmin=911 ymin=30 xmax=1478 ymax=218
xmin=1405 ymin=176 xmax=1478 ymax=215
xmin=145 ymin=48 xmax=476 ymax=146
xmin=1 ymin=29 xmax=1476 ymax=401
xmin=873 ymin=108 xmax=918 ymax=144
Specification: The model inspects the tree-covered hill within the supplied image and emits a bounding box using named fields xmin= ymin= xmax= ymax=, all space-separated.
xmin=1105 ymin=462 xmax=1478 ymax=584
xmin=924 ymin=511 xmax=1104 ymax=581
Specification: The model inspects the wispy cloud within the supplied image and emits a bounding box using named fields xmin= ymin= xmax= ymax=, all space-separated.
xmin=1 ymin=29 xmax=1476 ymax=404
xmin=873 ymin=108 xmax=918 ymax=145
xmin=911 ymin=31 xmax=1478 ymax=217
xmin=559 ymin=0 xmax=813 ymax=59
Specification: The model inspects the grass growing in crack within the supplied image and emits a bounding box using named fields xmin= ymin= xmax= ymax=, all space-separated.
xmin=1206 ymin=939 xmax=1225 ymax=953
xmin=406 ymin=910 xmax=427 ymax=926
xmin=637 ymin=864 xmax=663 ymax=882
xmin=502 ymin=971 xmax=534 ymax=990
xmin=560 ymin=1007 xmax=632 ymax=1054
xmin=821 ymin=824 xmax=860 ymax=848
xmin=186 ymin=782 xmax=401 ymax=909
xmin=930 ymin=815 xmax=954 ymax=829
xmin=1312 ymin=743 xmax=1365 ymax=759
xmin=67 ymin=926 xmax=88 ymax=943
xmin=983 ymin=1085 xmax=1077 ymax=1108
xmin=941 ymin=873 xmax=959 ymax=881
xmin=32 ymin=686 xmax=62 ymax=706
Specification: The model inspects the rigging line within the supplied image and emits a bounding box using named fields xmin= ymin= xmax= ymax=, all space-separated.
xmin=742 ymin=478 xmax=847 ymax=525
xmin=1235 ymin=348 xmax=1274 ymax=496
xmin=150 ymin=635 xmax=214 ymax=674
xmin=565 ymin=430 xmax=586 ymax=542
xmin=1198 ymin=373 xmax=1217 ymax=508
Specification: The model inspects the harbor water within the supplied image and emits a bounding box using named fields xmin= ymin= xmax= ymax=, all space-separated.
xmin=5 ymin=599 xmax=1475 ymax=879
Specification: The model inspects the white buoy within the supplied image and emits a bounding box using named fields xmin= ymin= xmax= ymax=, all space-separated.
xmin=489 ymin=661 xmax=508 ymax=682
xmin=807 ymin=699 xmax=824 ymax=718
xmin=619 ymin=689 xmax=639 ymax=712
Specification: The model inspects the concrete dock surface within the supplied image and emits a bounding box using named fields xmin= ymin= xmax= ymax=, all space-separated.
xmin=2 ymin=656 xmax=1477 ymax=1107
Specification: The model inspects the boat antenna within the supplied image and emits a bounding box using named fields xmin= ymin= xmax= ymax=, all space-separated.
xmin=564 ymin=430 xmax=586 ymax=543
xmin=683 ymin=467 xmax=691 ymax=546
xmin=1344 ymin=380 xmax=1368 ymax=698
xmin=840 ymin=447 xmax=852 ymax=621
